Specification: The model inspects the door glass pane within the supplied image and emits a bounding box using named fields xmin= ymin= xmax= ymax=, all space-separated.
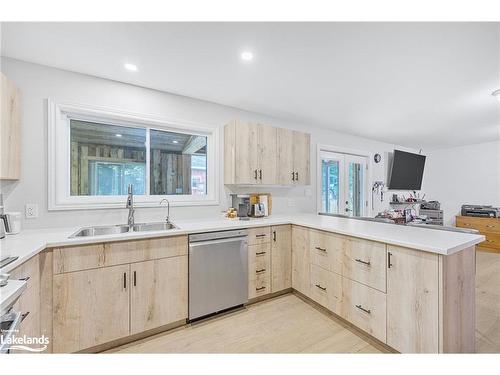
xmin=70 ymin=120 xmax=146 ymax=196
xmin=347 ymin=162 xmax=365 ymax=216
xmin=150 ymin=129 xmax=207 ymax=195
xmin=321 ymin=159 xmax=340 ymax=214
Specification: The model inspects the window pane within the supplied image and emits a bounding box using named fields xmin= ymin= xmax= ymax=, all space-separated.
xmin=347 ymin=162 xmax=364 ymax=216
xmin=70 ymin=120 xmax=146 ymax=196
xmin=150 ymin=129 xmax=207 ymax=195
xmin=321 ymin=160 xmax=339 ymax=214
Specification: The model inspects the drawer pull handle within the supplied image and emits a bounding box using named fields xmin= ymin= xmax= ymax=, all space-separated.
xmin=255 ymin=234 xmax=267 ymax=238
xmin=256 ymin=269 xmax=266 ymax=274
xmin=315 ymin=246 xmax=327 ymax=252
xmin=388 ymin=252 xmax=393 ymax=269
xmin=256 ymin=251 xmax=267 ymax=255
xmin=315 ymin=284 xmax=327 ymax=291
xmin=355 ymin=258 xmax=371 ymax=266
xmin=123 ymin=273 xmax=127 ymax=289
xmin=18 ymin=276 xmax=30 ymax=282
xmin=486 ymin=225 xmax=495 ymax=228
xmin=486 ymin=239 xmax=495 ymax=243
xmin=256 ymin=286 xmax=266 ymax=291
xmin=21 ymin=312 xmax=30 ymax=322
xmin=355 ymin=304 xmax=371 ymax=314
xmin=273 ymin=230 xmax=277 ymax=242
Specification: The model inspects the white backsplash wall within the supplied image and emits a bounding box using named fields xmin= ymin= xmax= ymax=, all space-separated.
xmin=422 ymin=140 xmax=500 ymax=226
xmin=1 ymin=57 xmax=406 ymax=229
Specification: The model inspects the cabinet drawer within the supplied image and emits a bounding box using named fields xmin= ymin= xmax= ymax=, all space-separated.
xmin=309 ymin=230 xmax=343 ymax=274
xmin=309 ymin=264 xmax=342 ymax=314
xmin=249 ymin=273 xmax=271 ymax=299
xmin=339 ymin=278 xmax=387 ymax=343
xmin=481 ymin=232 xmax=500 ymax=249
xmin=456 ymin=217 xmax=500 ymax=234
xmin=248 ymin=227 xmax=271 ymax=245
xmin=53 ymin=235 xmax=188 ymax=274
xmin=343 ymin=238 xmax=387 ymax=292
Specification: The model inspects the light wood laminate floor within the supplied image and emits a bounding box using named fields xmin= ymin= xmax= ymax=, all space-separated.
xmin=108 ymin=250 xmax=500 ymax=353
xmin=107 ymin=293 xmax=386 ymax=353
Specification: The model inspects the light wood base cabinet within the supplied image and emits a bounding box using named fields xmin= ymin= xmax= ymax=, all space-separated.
xmin=130 ymin=256 xmax=188 ymax=335
xmin=49 ymin=235 xmax=189 ymax=353
xmin=292 ymin=225 xmax=311 ymax=297
xmin=53 ymin=264 xmax=130 ymax=353
xmin=271 ymin=225 xmax=292 ymax=292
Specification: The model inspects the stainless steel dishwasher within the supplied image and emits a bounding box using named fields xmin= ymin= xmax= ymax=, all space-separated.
xmin=188 ymin=229 xmax=248 ymax=321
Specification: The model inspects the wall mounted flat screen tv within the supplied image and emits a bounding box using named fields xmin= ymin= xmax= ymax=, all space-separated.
xmin=388 ymin=150 xmax=426 ymax=190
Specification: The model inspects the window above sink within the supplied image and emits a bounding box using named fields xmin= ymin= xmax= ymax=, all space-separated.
xmin=48 ymin=99 xmax=220 ymax=210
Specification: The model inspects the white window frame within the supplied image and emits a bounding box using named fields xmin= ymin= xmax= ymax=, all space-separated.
xmin=48 ymin=98 xmax=220 ymax=210
xmin=316 ymin=144 xmax=372 ymax=216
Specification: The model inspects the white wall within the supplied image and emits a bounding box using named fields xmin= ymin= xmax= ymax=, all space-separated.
xmin=422 ymin=141 xmax=500 ymax=226
xmin=0 ymin=57 xmax=404 ymax=229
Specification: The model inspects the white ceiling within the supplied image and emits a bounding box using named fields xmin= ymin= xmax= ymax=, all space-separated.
xmin=1 ymin=22 xmax=499 ymax=149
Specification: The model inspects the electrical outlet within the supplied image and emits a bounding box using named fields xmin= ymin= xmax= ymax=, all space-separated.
xmin=25 ymin=203 xmax=39 ymax=219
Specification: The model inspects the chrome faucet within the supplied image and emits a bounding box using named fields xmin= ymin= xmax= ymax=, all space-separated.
xmin=159 ymin=198 xmax=170 ymax=224
xmin=126 ymin=185 xmax=135 ymax=227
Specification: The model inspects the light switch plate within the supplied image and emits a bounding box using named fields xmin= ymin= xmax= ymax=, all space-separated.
xmin=25 ymin=203 xmax=39 ymax=219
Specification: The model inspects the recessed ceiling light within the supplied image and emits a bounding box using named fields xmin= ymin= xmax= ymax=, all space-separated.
xmin=492 ymin=89 xmax=500 ymax=101
xmin=172 ymin=140 xmax=179 ymax=144
xmin=124 ymin=63 xmax=138 ymax=72
xmin=240 ymin=51 xmax=254 ymax=62
xmin=115 ymin=134 xmax=122 ymax=137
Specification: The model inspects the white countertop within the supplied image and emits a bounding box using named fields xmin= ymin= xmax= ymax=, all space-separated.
xmin=0 ymin=213 xmax=485 ymax=273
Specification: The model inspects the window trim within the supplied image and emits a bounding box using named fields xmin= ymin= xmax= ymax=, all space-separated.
xmin=48 ymin=98 xmax=220 ymax=211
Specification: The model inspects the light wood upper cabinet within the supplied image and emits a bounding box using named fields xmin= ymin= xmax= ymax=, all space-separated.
xmin=276 ymin=128 xmax=294 ymax=184
xmin=271 ymin=225 xmax=292 ymax=292
xmin=224 ymin=120 xmax=309 ymax=185
xmin=130 ymin=256 xmax=188 ymax=334
xmin=292 ymin=130 xmax=311 ymax=185
xmin=386 ymin=245 xmax=439 ymax=353
xmin=52 ymin=264 xmax=130 ymax=353
xmin=1 ymin=73 xmax=21 ymax=180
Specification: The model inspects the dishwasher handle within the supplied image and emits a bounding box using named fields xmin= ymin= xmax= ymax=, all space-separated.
xmin=189 ymin=236 xmax=248 ymax=248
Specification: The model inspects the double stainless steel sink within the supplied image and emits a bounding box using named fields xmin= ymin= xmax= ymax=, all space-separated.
xmin=69 ymin=221 xmax=177 ymax=238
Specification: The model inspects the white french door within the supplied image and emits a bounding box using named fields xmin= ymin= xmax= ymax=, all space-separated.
xmin=319 ymin=151 xmax=367 ymax=217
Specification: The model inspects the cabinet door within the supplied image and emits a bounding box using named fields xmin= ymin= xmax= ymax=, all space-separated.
xmin=386 ymin=245 xmax=439 ymax=353
xmin=257 ymin=124 xmax=277 ymax=184
xmin=53 ymin=264 xmax=130 ymax=353
xmin=130 ymin=256 xmax=188 ymax=334
xmin=271 ymin=225 xmax=292 ymax=292
xmin=276 ymin=128 xmax=294 ymax=185
xmin=235 ymin=122 xmax=259 ymax=184
xmin=1 ymin=73 xmax=21 ymax=180
xmin=292 ymin=131 xmax=310 ymax=185
xmin=291 ymin=225 xmax=311 ymax=297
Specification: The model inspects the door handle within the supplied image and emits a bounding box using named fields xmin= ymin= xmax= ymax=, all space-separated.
xmin=259 ymin=169 xmax=262 ymax=180
xmin=133 ymin=271 xmax=137 ymax=286
xmin=254 ymin=169 xmax=258 ymax=180
xmin=388 ymin=252 xmax=393 ymax=268
xmin=291 ymin=171 xmax=295 ymax=181
xmin=273 ymin=230 xmax=276 ymax=242
xmin=295 ymin=172 xmax=299 ymax=181
xmin=123 ymin=272 xmax=127 ymax=289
